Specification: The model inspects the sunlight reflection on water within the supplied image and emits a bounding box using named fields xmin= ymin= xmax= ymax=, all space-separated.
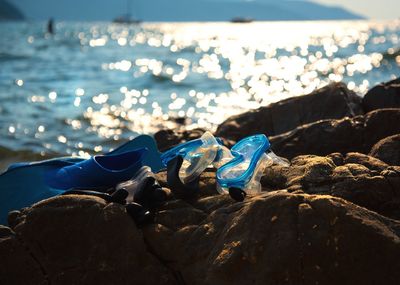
xmin=0 ymin=20 xmax=399 ymax=156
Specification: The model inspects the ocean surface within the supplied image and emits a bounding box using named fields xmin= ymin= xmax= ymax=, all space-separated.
xmin=0 ymin=20 xmax=399 ymax=159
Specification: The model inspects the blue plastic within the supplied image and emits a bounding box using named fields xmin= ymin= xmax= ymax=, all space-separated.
xmin=7 ymin=134 xmax=164 ymax=173
xmin=216 ymin=134 xmax=270 ymax=190
xmin=160 ymin=139 xmax=204 ymax=166
xmin=45 ymin=148 xmax=147 ymax=190
xmin=0 ymin=135 xmax=163 ymax=225
xmin=160 ymin=136 xmax=225 ymax=167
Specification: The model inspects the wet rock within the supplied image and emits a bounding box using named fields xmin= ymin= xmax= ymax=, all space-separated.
xmin=369 ymin=134 xmax=400 ymax=166
xmin=216 ymin=83 xmax=362 ymax=142
xmin=270 ymin=108 xmax=400 ymax=159
xmin=1 ymin=195 xmax=175 ymax=285
xmin=362 ymin=77 xmax=400 ymax=112
xmin=143 ymin=192 xmax=400 ymax=285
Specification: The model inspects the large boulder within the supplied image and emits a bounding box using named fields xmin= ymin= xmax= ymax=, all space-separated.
xmin=1 ymin=195 xmax=175 ymax=285
xmin=270 ymin=108 xmax=400 ymax=159
xmin=369 ymin=134 xmax=400 ymax=166
xmin=362 ymin=78 xmax=400 ymax=112
xmin=154 ymin=128 xmax=206 ymax=152
xmin=144 ymin=191 xmax=400 ymax=285
xmin=216 ymin=83 xmax=363 ymax=142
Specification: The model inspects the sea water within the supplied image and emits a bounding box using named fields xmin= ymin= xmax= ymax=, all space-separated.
xmin=0 ymin=20 xmax=399 ymax=158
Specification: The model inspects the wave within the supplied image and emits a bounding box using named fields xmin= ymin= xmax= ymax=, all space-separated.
xmin=382 ymin=48 xmax=400 ymax=60
xmin=0 ymin=52 xmax=30 ymax=62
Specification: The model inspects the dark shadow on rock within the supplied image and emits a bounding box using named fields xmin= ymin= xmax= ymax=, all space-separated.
xmin=1 ymin=195 xmax=175 ymax=285
xmin=143 ymin=191 xmax=400 ymax=285
xmin=369 ymin=134 xmax=400 ymax=166
xmin=269 ymin=108 xmax=400 ymax=159
xmin=362 ymin=77 xmax=400 ymax=113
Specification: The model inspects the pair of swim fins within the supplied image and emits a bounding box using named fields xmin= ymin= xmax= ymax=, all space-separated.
xmin=0 ymin=135 xmax=164 ymax=225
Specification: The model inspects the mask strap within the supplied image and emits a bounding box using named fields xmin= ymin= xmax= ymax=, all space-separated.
xmin=167 ymin=155 xmax=200 ymax=199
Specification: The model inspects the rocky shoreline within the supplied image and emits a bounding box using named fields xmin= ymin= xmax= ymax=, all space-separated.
xmin=1 ymin=78 xmax=400 ymax=284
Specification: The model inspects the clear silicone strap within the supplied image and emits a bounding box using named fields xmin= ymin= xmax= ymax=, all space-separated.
xmin=267 ymin=151 xmax=290 ymax=166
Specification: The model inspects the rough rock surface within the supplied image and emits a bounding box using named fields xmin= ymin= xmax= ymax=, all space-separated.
xmin=262 ymin=153 xmax=400 ymax=220
xmin=269 ymin=108 xmax=400 ymax=159
xmin=369 ymin=134 xmax=400 ymax=166
xmin=216 ymin=83 xmax=363 ymax=142
xmin=144 ymin=192 xmax=400 ymax=285
xmin=0 ymin=196 xmax=175 ymax=285
xmin=362 ymin=77 xmax=400 ymax=112
xmin=2 ymin=154 xmax=400 ymax=284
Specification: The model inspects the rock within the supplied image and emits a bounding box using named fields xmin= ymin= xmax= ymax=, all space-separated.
xmin=0 ymin=225 xmax=46 ymax=285
xmin=369 ymin=134 xmax=400 ymax=166
xmin=261 ymin=153 xmax=400 ymax=220
xmin=270 ymin=108 xmax=400 ymax=159
xmin=216 ymin=83 xmax=363 ymax=142
xmin=362 ymin=77 xmax=400 ymax=112
xmin=143 ymin=191 xmax=400 ymax=285
xmin=2 ymin=163 xmax=400 ymax=284
xmin=155 ymin=168 xmax=220 ymax=199
xmin=344 ymin=152 xmax=389 ymax=172
xmin=1 ymin=195 xmax=175 ymax=285
xmin=154 ymin=128 xmax=205 ymax=152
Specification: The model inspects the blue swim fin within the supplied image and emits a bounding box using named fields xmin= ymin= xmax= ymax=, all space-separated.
xmin=7 ymin=135 xmax=164 ymax=173
xmin=0 ymin=161 xmax=67 ymax=225
xmin=109 ymin=135 xmax=163 ymax=172
xmin=45 ymin=148 xmax=148 ymax=191
xmin=0 ymin=135 xmax=163 ymax=225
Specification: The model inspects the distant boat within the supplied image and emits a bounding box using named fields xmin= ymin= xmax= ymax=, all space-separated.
xmin=230 ymin=17 xmax=254 ymax=23
xmin=113 ymin=0 xmax=141 ymax=24
xmin=113 ymin=15 xmax=141 ymax=24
